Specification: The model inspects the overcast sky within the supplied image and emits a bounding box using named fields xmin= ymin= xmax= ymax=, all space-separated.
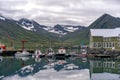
xmin=0 ymin=0 xmax=120 ymax=26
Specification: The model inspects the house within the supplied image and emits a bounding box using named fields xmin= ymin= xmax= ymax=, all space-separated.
xmin=90 ymin=28 xmax=120 ymax=50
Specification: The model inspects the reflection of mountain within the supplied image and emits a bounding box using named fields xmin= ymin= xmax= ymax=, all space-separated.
xmin=1 ymin=57 xmax=90 ymax=80
xmin=4 ymin=68 xmax=90 ymax=80
xmin=90 ymin=59 xmax=120 ymax=80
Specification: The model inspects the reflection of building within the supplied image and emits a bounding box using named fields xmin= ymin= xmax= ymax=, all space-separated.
xmin=90 ymin=28 xmax=120 ymax=50
xmin=90 ymin=60 xmax=120 ymax=80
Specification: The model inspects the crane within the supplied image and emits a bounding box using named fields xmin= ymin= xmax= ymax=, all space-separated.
xmin=21 ymin=40 xmax=28 ymax=50
xmin=5 ymin=32 xmax=14 ymax=50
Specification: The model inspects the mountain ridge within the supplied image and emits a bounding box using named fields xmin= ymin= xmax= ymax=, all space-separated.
xmin=89 ymin=13 xmax=120 ymax=29
xmin=0 ymin=13 xmax=120 ymax=48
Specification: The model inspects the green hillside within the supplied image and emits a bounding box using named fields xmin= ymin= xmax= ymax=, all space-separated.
xmin=0 ymin=19 xmax=58 ymax=49
xmin=1 ymin=13 xmax=120 ymax=49
xmin=63 ymin=27 xmax=90 ymax=46
xmin=63 ymin=13 xmax=120 ymax=46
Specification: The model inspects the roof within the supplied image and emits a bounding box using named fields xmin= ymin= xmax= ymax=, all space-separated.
xmin=90 ymin=28 xmax=120 ymax=37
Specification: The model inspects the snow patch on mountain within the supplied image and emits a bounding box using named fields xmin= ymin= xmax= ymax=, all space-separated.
xmin=61 ymin=25 xmax=79 ymax=32
xmin=17 ymin=18 xmax=83 ymax=35
xmin=17 ymin=19 xmax=38 ymax=31
xmin=21 ymin=21 xmax=35 ymax=31
xmin=43 ymin=26 xmax=67 ymax=35
xmin=0 ymin=16 xmax=5 ymax=21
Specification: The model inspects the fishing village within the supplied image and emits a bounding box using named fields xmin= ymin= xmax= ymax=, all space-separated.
xmin=1 ymin=0 xmax=120 ymax=80
xmin=1 ymin=28 xmax=120 ymax=60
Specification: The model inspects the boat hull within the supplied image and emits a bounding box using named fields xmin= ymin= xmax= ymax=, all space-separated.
xmin=15 ymin=52 xmax=31 ymax=57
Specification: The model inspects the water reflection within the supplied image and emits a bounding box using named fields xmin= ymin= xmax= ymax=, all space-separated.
xmin=15 ymin=57 xmax=30 ymax=61
xmin=90 ymin=59 xmax=120 ymax=80
xmin=1 ymin=57 xmax=120 ymax=80
xmin=0 ymin=57 xmax=90 ymax=80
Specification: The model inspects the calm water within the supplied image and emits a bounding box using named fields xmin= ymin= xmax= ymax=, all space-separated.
xmin=0 ymin=57 xmax=120 ymax=80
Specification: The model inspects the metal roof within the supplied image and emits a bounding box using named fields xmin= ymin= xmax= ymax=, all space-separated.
xmin=90 ymin=28 xmax=120 ymax=37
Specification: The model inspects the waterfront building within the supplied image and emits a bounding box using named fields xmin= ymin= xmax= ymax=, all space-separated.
xmin=90 ymin=28 xmax=120 ymax=50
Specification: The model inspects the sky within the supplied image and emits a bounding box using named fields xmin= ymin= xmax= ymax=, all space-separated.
xmin=0 ymin=0 xmax=120 ymax=26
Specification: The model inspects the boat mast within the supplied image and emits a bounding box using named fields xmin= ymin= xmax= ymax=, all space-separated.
xmin=59 ymin=31 xmax=63 ymax=47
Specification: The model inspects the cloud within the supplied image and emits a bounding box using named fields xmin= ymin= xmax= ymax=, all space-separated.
xmin=0 ymin=0 xmax=120 ymax=26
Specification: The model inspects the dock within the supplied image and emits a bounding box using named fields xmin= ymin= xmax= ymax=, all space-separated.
xmin=0 ymin=50 xmax=34 ymax=56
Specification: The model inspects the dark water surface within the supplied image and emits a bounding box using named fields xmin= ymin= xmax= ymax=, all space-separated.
xmin=0 ymin=57 xmax=120 ymax=80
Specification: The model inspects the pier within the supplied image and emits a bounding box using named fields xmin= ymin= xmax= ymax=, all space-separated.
xmin=0 ymin=50 xmax=34 ymax=56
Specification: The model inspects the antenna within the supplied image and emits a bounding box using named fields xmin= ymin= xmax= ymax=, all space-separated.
xmin=59 ymin=31 xmax=63 ymax=47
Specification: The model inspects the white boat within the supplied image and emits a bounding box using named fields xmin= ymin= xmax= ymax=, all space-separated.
xmin=81 ymin=45 xmax=87 ymax=54
xmin=57 ymin=47 xmax=66 ymax=54
xmin=55 ymin=47 xmax=66 ymax=59
xmin=45 ymin=48 xmax=55 ymax=57
xmin=15 ymin=50 xmax=30 ymax=57
xmin=33 ymin=49 xmax=43 ymax=58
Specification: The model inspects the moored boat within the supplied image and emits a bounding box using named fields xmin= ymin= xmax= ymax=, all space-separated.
xmin=55 ymin=47 xmax=66 ymax=59
xmin=45 ymin=48 xmax=55 ymax=58
xmin=33 ymin=49 xmax=44 ymax=58
xmin=15 ymin=49 xmax=31 ymax=57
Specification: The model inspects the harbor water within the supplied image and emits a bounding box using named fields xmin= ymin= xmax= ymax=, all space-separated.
xmin=0 ymin=57 xmax=120 ymax=80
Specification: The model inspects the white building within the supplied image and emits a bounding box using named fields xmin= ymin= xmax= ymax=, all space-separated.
xmin=90 ymin=28 xmax=120 ymax=50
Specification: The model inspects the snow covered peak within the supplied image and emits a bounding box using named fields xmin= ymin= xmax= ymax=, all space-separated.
xmin=17 ymin=18 xmax=84 ymax=35
xmin=18 ymin=18 xmax=36 ymax=31
xmin=61 ymin=25 xmax=79 ymax=32
xmin=49 ymin=24 xmax=82 ymax=35
xmin=42 ymin=24 xmax=83 ymax=35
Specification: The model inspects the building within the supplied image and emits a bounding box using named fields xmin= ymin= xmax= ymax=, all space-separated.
xmin=0 ymin=43 xmax=6 ymax=53
xmin=90 ymin=28 xmax=120 ymax=50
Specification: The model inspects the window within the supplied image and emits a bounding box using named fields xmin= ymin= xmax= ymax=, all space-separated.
xmin=106 ymin=42 xmax=109 ymax=48
xmin=104 ymin=42 xmax=106 ymax=48
xmin=118 ymin=42 xmax=120 ymax=47
xmin=93 ymin=42 xmax=97 ymax=48
xmin=112 ymin=42 xmax=115 ymax=47
xmin=109 ymin=42 xmax=112 ymax=47
xmin=103 ymin=42 xmax=105 ymax=48
xmin=98 ymin=42 xmax=101 ymax=48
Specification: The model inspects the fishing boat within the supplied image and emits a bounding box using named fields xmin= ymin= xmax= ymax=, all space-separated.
xmin=15 ymin=49 xmax=31 ymax=57
xmin=33 ymin=49 xmax=44 ymax=58
xmin=55 ymin=47 xmax=66 ymax=59
xmin=45 ymin=48 xmax=55 ymax=58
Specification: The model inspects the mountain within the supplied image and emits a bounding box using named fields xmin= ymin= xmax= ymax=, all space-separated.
xmin=1 ymin=13 xmax=120 ymax=48
xmin=18 ymin=18 xmax=47 ymax=32
xmin=0 ymin=14 xmax=85 ymax=48
xmin=64 ymin=13 xmax=120 ymax=45
xmin=89 ymin=13 xmax=120 ymax=29
xmin=17 ymin=19 xmax=82 ymax=35
xmin=63 ymin=27 xmax=90 ymax=46
xmin=53 ymin=24 xmax=82 ymax=34
xmin=0 ymin=15 xmax=58 ymax=49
